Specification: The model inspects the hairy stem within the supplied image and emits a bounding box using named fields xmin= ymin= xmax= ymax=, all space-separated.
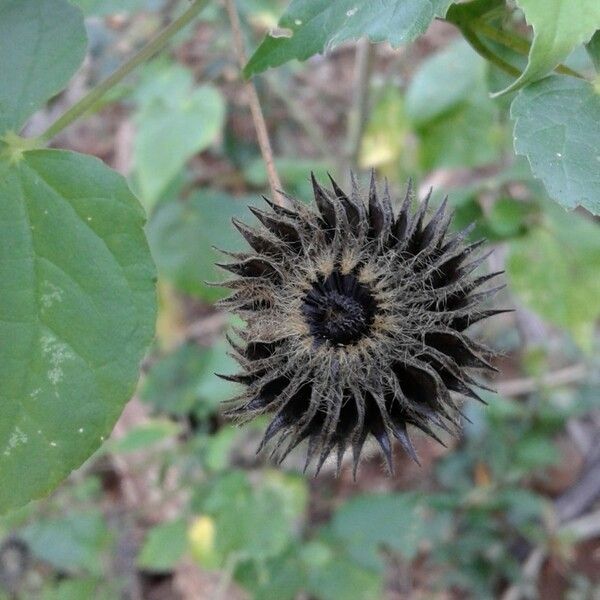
xmin=40 ymin=0 xmax=210 ymax=142
xmin=224 ymin=0 xmax=284 ymax=207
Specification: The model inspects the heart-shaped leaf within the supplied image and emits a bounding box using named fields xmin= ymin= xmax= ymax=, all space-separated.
xmin=147 ymin=191 xmax=256 ymax=302
xmin=511 ymin=76 xmax=600 ymax=215
xmin=132 ymin=65 xmax=225 ymax=210
xmin=0 ymin=150 xmax=156 ymax=513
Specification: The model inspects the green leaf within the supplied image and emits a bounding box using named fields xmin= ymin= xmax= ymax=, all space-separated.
xmin=482 ymin=197 xmax=539 ymax=240
xmin=107 ymin=419 xmax=179 ymax=454
xmin=0 ymin=150 xmax=156 ymax=514
xmin=0 ymin=0 xmax=87 ymax=135
xmin=406 ymin=39 xmax=487 ymax=125
xmin=514 ymin=434 xmax=560 ymax=470
xmin=507 ymin=202 xmax=600 ymax=350
xmin=239 ymin=535 xmax=383 ymax=600
xmin=133 ymin=65 xmax=225 ymax=210
xmin=21 ymin=511 xmax=110 ymax=574
xmin=262 ymin=471 xmax=308 ymax=524
xmin=42 ymin=578 xmax=109 ymax=600
xmin=586 ymin=30 xmax=600 ymax=72
xmin=511 ymin=76 xmax=600 ymax=215
xmin=454 ymin=196 xmax=540 ymax=243
xmin=360 ymin=86 xmax=412 ymax=173
xmin=138 ymin=519 xmax=188 ymax=572
xmin=406 ymin=38 xmax=504 ymax=170
xmin=418 ymin=89 xmax=502 ymax=170
xmin=244 ymin=0 xmax=453 ymax=77
xmin=147 ymin=191 xmax=256 ymax=302
xmin=497 ymin=0 xmax=600 ymax=94
xmin=495 ymin=489 xmax=546 ymax=525
xmin=236 ymin=547 xmax=307 ymax=600
xmin=194 ymin=341 xmax=240 ymax=401
xmin=197 ymin=471 xmax=303 ymax=564
xmin=140 ymin=341 xmax=238 ymax=420
xmin=304 ymin=543 xmax=382 ymax=600
xmin=331 ymin=493 xmax=432 ymax=570
xmin=199 ymin=427 xmax=239 ymax=472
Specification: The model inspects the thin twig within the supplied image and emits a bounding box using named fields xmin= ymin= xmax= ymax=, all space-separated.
xmin=555 ymin=434 xmax=600 ymax=522
xmin=344 ymin=38 xmax=374 ymax=180
xmin=501 ymin=435 xmax=600 ymax=600
xmin=566 ymin=419 xmax=594 ymax=455
xmin=561 ymin=507 xmax=600 ymax=540
xmin=501 ymin=547 xmax=546 ymax=600
xmin=224 ymin=0 xmax=284 ymax=206
xmin=495 ymin=364 xmax=588 ymax=397
xmin=214 ymin=552 xmax=240 ymax=600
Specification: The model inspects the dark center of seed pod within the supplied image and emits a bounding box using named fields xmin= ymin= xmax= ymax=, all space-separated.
xmin=302 ymin=271 xmax=376 ymax=345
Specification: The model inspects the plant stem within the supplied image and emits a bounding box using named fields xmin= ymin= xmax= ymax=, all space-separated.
xmin=460 ymin=26 xmax=521 ymax=77
xmin=40 ymin=0 xmax=210 ymax=143
xmin=224 ymin=0 xmax=284 ymax=207
xmin=214 ymin=552 xmax=240 ymax=600
xmin=496 ymin=364 xmax=587 ymax=397
xmin=345 ymin=38 xmax=374 ymax=175
xmin=475 ymin=20 xmax=530 ymax=53
xmin=473 ymin=20 xmax=586 ymax=80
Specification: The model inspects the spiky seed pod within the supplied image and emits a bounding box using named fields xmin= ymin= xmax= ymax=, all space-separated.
xmin=217 ymin=174 xmax=506 ymax=476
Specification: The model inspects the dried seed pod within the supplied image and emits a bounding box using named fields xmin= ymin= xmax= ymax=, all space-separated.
xmin=218 ymin=173 xmax=506 ymax=476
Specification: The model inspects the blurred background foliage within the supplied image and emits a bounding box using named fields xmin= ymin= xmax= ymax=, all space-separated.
xmin=2 ymin=0 xmax=600 ymax=598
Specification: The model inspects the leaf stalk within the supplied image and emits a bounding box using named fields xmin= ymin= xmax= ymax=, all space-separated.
xmin=40 ymin=0 xmax=210 ymax=142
